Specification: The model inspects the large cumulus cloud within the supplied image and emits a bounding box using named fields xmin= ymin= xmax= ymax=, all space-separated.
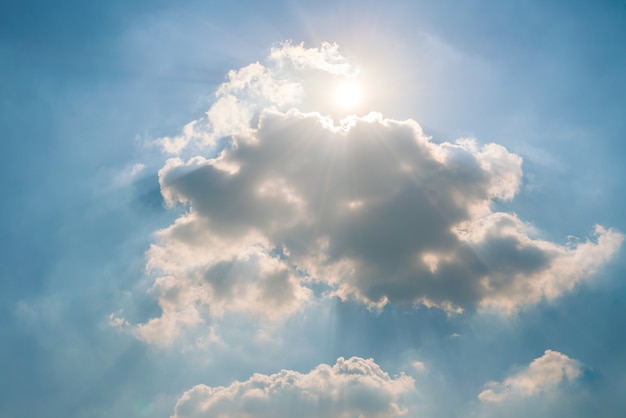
xmin=172 ymin=357 xmax=415 ymax=418
xmin=132 ymin=42 xmax=622 ymax=344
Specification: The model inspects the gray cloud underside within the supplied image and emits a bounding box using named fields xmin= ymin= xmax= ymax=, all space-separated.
xmin=158 ymin=111 xmax=620 ymax=307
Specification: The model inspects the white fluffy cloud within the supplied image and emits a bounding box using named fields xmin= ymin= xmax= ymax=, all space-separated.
xmin=131 ymin=42 xmax=622 ymax=344
xmin=172 ymin=357 xmax=415 ymax=418
xmin=159 ymin=42 xmax=356 ymax=155
xmin=478 ymin=350 xmax=583 ymax=402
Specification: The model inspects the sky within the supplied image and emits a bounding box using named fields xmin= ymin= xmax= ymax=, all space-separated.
xmin=1 ymin=0 xmax=626 ymax=417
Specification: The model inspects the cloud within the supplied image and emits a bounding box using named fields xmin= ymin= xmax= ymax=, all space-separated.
xmin=171 ymin=357 xmax=415 ymax=418
xmin=160 ymin=120 xmax=214 ymax=155
xmin=101 ymin=162 xmax=146 ymax=191
xmin=269 ymin=41 xmax=359 ymax=76
xmin=478 ymin=350 xmax=583 ymax=402
xmin=129 ymin=42 xmax=622 ymax=344
xmin=412 ymin=361 xmax=427 ymax=373
xmin=158 ymin=42 xmax=353 ymax=156
xmin=137 ymin=222 xmax=311 ymax=344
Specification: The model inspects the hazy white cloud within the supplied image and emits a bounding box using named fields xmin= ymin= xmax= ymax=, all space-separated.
xmin=107 ymin=309 xmax=130 ymax=329
xmin=104 ymin=162 xmax=146 ymax=190
xmin=172 ymin=357 xmax=415 ymax=418
xmin=130 ymin=42 xmax=623 ymax=344
xmin=478 ymin=350 xmax=583 ymax=402
xmin=412 ymin=361 xmax=427 ymax=373
xmin=269 ymin=41 xmax=359 ymax=77
xmin=160 ymin=120 xmax=214 ymax=155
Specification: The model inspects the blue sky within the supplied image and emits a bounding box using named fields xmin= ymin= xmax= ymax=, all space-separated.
xmin=2 ymin=1 xmax=626 ymax=417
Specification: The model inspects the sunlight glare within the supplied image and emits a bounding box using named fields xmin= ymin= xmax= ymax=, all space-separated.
xmin=333 ymin=80 xmax=363 ymax=110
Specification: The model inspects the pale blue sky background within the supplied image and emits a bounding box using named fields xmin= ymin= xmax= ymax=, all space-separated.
xmin=1 ymin=1 xmax=625 ymax=417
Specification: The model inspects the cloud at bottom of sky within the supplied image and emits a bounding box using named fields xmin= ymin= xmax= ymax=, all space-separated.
xmin=171 ymin=356 xmax=416 ymax=418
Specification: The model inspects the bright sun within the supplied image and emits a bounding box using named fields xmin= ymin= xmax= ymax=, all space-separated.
xmin=333 ymin=80 xmax=363 ymax=109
